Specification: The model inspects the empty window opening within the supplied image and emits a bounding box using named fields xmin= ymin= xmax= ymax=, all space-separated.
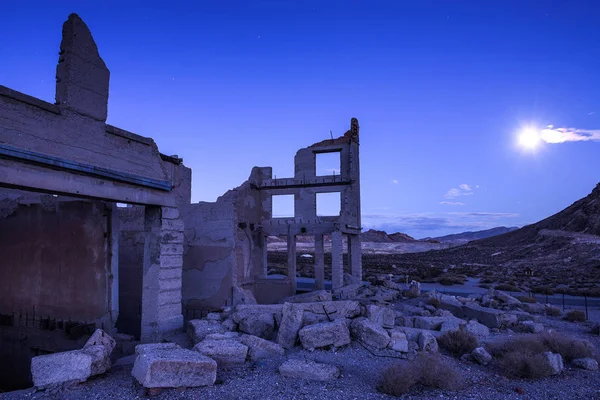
xmin=316 ymin=192 xmax=341 ymax=216
xmin=315 ymin=152 xmax=341 ymax=177
xmin=271 ymin=195 xmax=294 ymax=218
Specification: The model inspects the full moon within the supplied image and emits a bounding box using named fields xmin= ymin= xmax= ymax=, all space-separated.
xmin=518 ymin=127 xmax=541 ymax=149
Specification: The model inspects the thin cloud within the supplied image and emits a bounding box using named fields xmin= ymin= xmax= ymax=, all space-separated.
xmin=440 ymin=201 xmax=465 ymax=206
xmin=540 ymin=126 xmax=600 ymax=143
xmin=445 ymin=186 xmax=474 ymax=198
xmin=459 ymin=184 xmax=472 ymax=191
xmin=392 ymin=179 xmax=399 ymax=184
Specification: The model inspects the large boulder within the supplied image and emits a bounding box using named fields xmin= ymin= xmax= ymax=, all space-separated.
xmin=298 ymin=319 xmax=351 ymax=351
xmin=31 ymin=350 xmax=92 ymax=389
xmin=414 ymin=316 xmax=464 ymax=331
xmin=232 ymin=286 xmax=257 ymax=305
xmin=277 ymin=303 xmax=305 ymax=349
xmin=81 ymin=329 xmax=116 ymax=376
xmin=461 ymin=303 xmax=516 ymax=328
xmin=350 ymin=318 xmax=390 ymax=349
xmin=387 ymin=329 xmax=409 ymax=352
xmin=464 ymin=320 xmax=490 ymax=337
xmin=493 ymin=290 xmax=521 ymax=306
xmin=233 ymin=304 xmax=284 ymax=326
xmin=521 ymin=302 xmax=546 ymax=314
xmin=284 ymin=290 xmax=332 ymax=303
xmin=240 ymin=335 xmax=285 ymax=361
xmin=539 ymin=352 xmax=564 ymax=375
xmin=366 ymin=305 xmax=395 ymax=328
xmin=187 ymin=319 xmax=227 ymax=344
xmin=193 ymin=339 xmax=248 ymax=366
xmin=471 ymin=347 xmax=492 ymax=365
xmin=573 ymin=358 xmax=599 ymax=371
xmin=297 ymin=301 xmax=361 ymax=320
xmin=395 ymin=315 xmax=415 ymax=328
xmin=132 ymin=343 xmax=216 ymax=388
xmin=238 ymin=313 xmax=275 ymax=339
xmin=279 ymin=359 xmax=340 ymax=381
xmin=332 ymin=283 xmax=364 ymax=300
xmin=418 ymin=332 xmax=438 ymax=353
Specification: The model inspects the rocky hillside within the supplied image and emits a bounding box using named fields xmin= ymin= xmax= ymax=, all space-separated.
xmin=431 ymin=226 xmax=519 ymax=244
xmin=367 ymin=183 xmax=600 ymax=291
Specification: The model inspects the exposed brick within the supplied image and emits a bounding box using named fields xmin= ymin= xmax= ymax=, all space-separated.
xmin=159 ymin=267 xmax=182 ymax=281
xmin=160 ymin=243 xmax=184 ymax=255
xmin=157 ymin=302 xmax=182 ymax=320
xmin=161 ymin=207 xmax=180 ymax=220
xmin=162 ymin=219 xmax=184 ymax=231
xmin=160 ymin=230 xmax=184 ymax=244
xmin=160 ymin=255 xmax=182 ymax=269
xmin=158 ymin=289 xmax=181 ymax=307
xmin=159 ymin=278 xmax=182 ymax=291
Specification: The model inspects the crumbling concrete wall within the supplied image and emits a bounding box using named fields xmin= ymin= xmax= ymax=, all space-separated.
xmin=0 ymin=189 xmax=112 ymax=325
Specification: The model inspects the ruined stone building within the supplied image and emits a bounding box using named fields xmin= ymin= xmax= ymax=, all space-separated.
xmin=181 ymin=120 xmax=362 ymax=310
xmin=0 ymin=15 xmax=191 ymax=389
xmin=0 ymin=13 xmax=362 ymax=391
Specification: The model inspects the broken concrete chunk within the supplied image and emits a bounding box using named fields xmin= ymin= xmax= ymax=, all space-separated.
xmin=240 ymin=334 xmax=285 ymax=361
xmin=132 ymin=345 xmax=217 ymax=388
xmin=238 ymin=312 xmax=275 ymax=339
xmin=417 ymin=332 xmax=438 ymax=353
xmin=366 ymin=305 xmax=395 ymax=328
xmin=279 ymin=359 xmax=340 ymax=381
xmin=206 ymin=312 xmax=222 ymax=322
xmin=232 ymin=286 xmax=257 ymax=305
xmin=462 ymin=303 xmax=516 ymax=329
xmin=204 ymin=332 xmax=240 ymax=341
xmin=84 ymin=329 xmax=116 ymax=353
xmin=298 ymin=319 xmax=351 ymax=351
xmin=283 ymin=290 xmax=332 ymax=303
xmin=414 ymin=316 xmax=464 ymax=331
xmin=277 ymin=303 xmax=305 ymax=349
xmin=471 ymin=347 xmax=492 ymax=366
xmin=573 ymin=358 xmax=599 ymax=371
xmin=350 ymin=318 xmax=390 ymax=349
xmin=493 ymin=290 xmax=521 ymax=305
xmin=31 ymin=350 xmax=92 ymax=389
xmin=193 ymin=339 xmax=248 ymax=366
xmin=464 ymin=320 xmax=491 ymax=337
xmin=395 ymin=315 xmax=415 ymax=328
xmin=387 ymin=329 xmax=409 ymax=352
xmin=187 ymin=319 xmax=227 ymax=344
xmin=81 ymin=329 xmax=116 ymax=376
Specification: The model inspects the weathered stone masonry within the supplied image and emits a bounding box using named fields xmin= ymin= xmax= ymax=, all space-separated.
xmin=0 ymin=14 xmax=191 ymax=389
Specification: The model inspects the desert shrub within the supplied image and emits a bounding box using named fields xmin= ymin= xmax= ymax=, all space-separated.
xmin=497 ymin=351 xmax=554 ymax=379
xmin=480 ymin=278 xmax=495 ymax=284
xmin=479 ymin=283 xmax=492 ymax=289
xmin=495 ymin=283 xmax=520 ymax=292
xmin=378 ymin=354 xmax=464 ymax=396
xmin=564 ymin=310 xmax=586 ymax=322
xmin=403 ymin=290 xmax=420 ymax=299
xmin=438 ymin=329 xmax=479 ymax=357
xmin=438 ymin=275 xmax=466 ymax=286
xmin=532 ymin=286 xmax=555 ymax=295
xmin=590 ymin=323 xmax=600 ymax=335
xmin=545 ymin=306 xmax=562 ymax=317
xmin=486 ymin=332 xmax=600 ymax=378
xmin=516 ymin=296 xmax=537 ymax=303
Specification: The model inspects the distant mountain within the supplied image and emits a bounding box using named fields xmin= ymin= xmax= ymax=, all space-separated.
xmin=361 ymin=229 xmax=417 ymax=243
xmin=387 ymin=183 xmax=600 ymax=286
xmin=432 ymin=226 xmax=519 ymax=244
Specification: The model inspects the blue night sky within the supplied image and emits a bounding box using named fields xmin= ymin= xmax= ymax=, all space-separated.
xmin=2 ymin=1 xmax=600 ymax=238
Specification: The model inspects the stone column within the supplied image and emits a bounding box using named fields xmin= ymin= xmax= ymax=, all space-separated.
xmin=331 ymin=230 xmax=344 ymax=290
xmin=347 ymin=234 xmax=362 ymax=281
xmin=314 ymin=234 xmax=325 ymax=290
xmin=141 ymin=206 xmax=184 ymax=343
xmin=262 ymin=235 xmax=268 ymax=278
xmin=287 ymin=234 xmax=297 ymax=294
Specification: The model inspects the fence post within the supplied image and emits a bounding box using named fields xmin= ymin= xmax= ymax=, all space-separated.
xmin=584 ymin=295 xmax=588 ymax=321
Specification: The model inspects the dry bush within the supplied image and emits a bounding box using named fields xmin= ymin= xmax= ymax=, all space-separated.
xmin=486 ymin=332 xmax=600 ymax=378
xmin=532 ymin=286 xmax=555 ymax=295
xmin=479 ymin=283 xmax=492 ymax=289
xmin=545 ymin=306 xmax=562 ymax=317
xmin=403 ymin=290 xmax=420 ymax=299
xmin=378 ymin=354 xmax=464 ymax=396
xmin=564 ymin=310 xmax=586 ymax=322
xmin=438 ymin=329 xmax=479 ymax=357
xmin=495 ymin=283 xmax=520 ymax=292
xmin=438 ymin=275 xmax=466 ymax=286
xmin=591 ymin=323 xmax=600 ymax=335
xmin=497 ymin=351 xmax=553 ymax=379
xmin=516 ymin=296 xmax=537 ymax=303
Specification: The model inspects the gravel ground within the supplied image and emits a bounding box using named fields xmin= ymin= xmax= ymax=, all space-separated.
xmin=3 ymin=305 xmax=600 ymax=400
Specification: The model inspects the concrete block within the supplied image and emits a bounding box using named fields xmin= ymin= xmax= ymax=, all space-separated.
xmin=299 ymin=319 xmax=351 ymax=351
xmin=193 ymin=339 xmax=248 ymax=366
xmin=31 ymin=350 xmax=92 ymax=388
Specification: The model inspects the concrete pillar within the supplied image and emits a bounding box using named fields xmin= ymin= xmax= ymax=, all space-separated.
xmin=287 ymin=234 xmax=297 ymax=294
xmin=314 ymin=234 xmax=325 ymax=290
xmin=262 ymin=235 xmax=268 ymax=278
xmin=331 ymin=230 xmax=343 ymax=290
xmin=347 ymin=234 xmax=362 ymax=281
xmin=141 ymin=206 xmax=184 ymax=343
xmin=108 ymin=203 xmax=120 ymax=328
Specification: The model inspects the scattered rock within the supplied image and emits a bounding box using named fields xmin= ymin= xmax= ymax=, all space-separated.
xmin=471 ymin=347 xmax=492 ymax=366
xmin=414 ymin=316 xmax=464 ymax=331
xmin=31 ymin=350 xmax=92 ymax=389
xmin=350 ymin=318 xmax=390 ymax=349
xmin=299 ymin=319 xmax=351 ymax=351
xmin=204 ymin=332 xmax=240 ymax=341
xmin=407 ymin=280 xmax=421 ymax=297
xmin=417 ymin=332 xmax=438 ymax=353
xmin=462 ymin=303 xmax=515 ymax=328
xmin=493 ymin=290 xmax=522 ymax=306
xmin=193 ymin=339 xmax=248 ymax=366
xmin=206 ymin=312 xmax=222 ymax=322
xmin=232 ymin=286 xmax=257 ymax=305
xmin=518 ymin=321 xmax=544 ymax=334
xmin=521 ymin=302 xmax=546 ymax=314
xmin=187 ymin=319 xmax=227 ymax=344
xmin=82 ymin=329 xmax=116 ymax=376
xmin=277 ymin=303 xmax=305 ymax=349
xmin=394 ymin=315 xmax=415 ymax=328
xmin=132 ymin=344 xmax=217 ymax=388
xmin=387 ymin=329 xmax=409 ymax=352
xmin=332 ymin=283 xmax=364 ymax=300
xmin=279 ymin=359 xmax=340 ymax=381
xmin=366 ymin=305 xmax=395 ymax=328
xmin=540 ymin=352 xmax=564 ymax=375
xmin=240 ymin=335 xmax=285 ymax=361
xmin=464 ymin=320 xmax=491 ymax=337
xmin=573 ymin=358 xmax=599 ymax=371
xmin=284 ymin=290 xmax=332 ymax=303
xmin=238 ymin=313 xmax=275 ymax=339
